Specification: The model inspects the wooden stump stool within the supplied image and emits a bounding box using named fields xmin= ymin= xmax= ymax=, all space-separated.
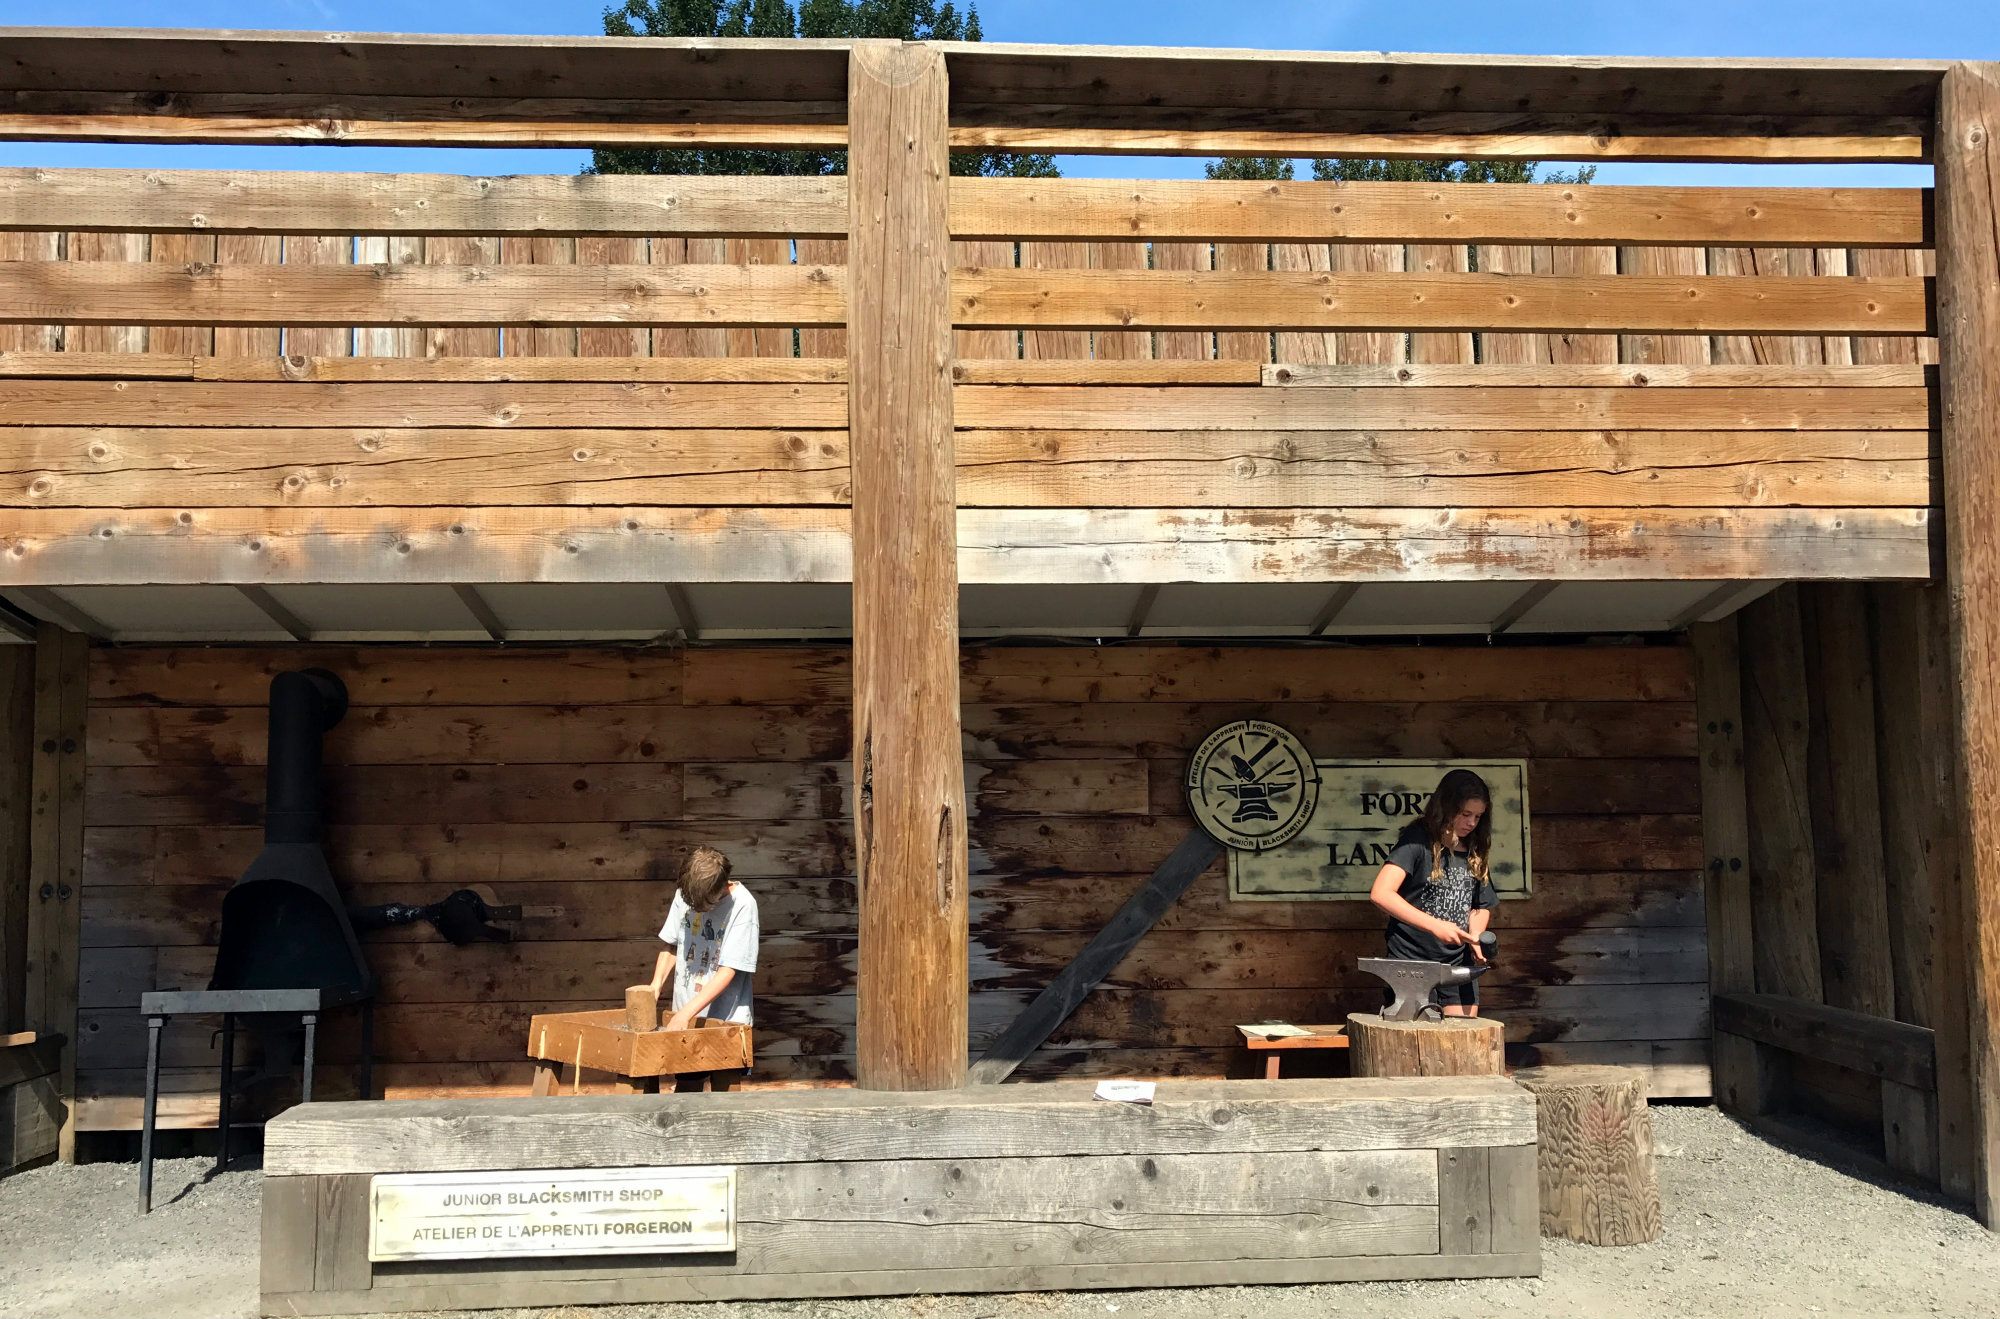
xmin=1346 ymin=1013 xmax=1505 ymax=1077
xmin=1511 ymin=1064 xmax=1662 ymax=1246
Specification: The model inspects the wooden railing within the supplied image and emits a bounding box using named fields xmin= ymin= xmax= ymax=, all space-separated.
xmin=0 ymin=168 xmax=1939 ymax=590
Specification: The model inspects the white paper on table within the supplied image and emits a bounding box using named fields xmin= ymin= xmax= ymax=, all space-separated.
xmin=1093 ymin=1080 xmax=1156 ymax=1105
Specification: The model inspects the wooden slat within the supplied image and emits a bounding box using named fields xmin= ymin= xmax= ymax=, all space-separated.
xmin=90 ymin=645 xmax=684 ymax=707
xmin=22 ymin=625 xmax=84 ymax=1160
xmin=1739 ymin=586 xmax=1824 ymax=1000
xmin=1801 ymin=585 xmax=1896 ymax=1018
xmin=63 ymin=230 xmax=144 ymax=352
xmin=1331 ymin=242 xmax=1404 ymax=365
xmin=1935 ymin=59 xmax=2000 ymax=1225
xmin=1262 ymin=363 xmax=1924 ymax=387
xmin=1213 ymin=241 xmax=1271 ymax=363
xmin=211 ymin=234 xmax=281 ymax=357
xmin=797 ymin=238 xmax=849 ymax=359
xmin=0 ymin=649 xmax=31 ymax=1033
xmin=1690 ymin=619 xmax=1757 ymax=1113
xmin=1149 ymin=237 xmax=1211 ymax=363
xmin=1714 ymin=990 xmax=1935 ymax=1090
xmin=953 ymin=385 xmax=1930 ymax=430
xmin=948 ymin=179 xmax=1929 ymax=246
xmin=354 ymin=236 xmax=421 ymax=359
xmin=0 ymin=169 xmax=848 ymax=238
xmin=501 ymin=235 xmax=577 ymax=359
xmin=7 ymin=426 xmax=850 ymax=508
xmin=945 ymin=121 xmax=1927 ymax=165
xmin=0 ymin=231 xmax=59 ymax=352
xmin=1092 ymin=239 xmax=1152 ymax=361
xmin=1477 ymin=244 xmax=1548 ymax=364
xmin=184 ymin=355 xmax=845 ymax=383
xmin=951 ymin=508 xmax=1931 ymax=585
xmin=951 ymin=268 xmax=1931 ymax=334
xmin=950 ymin=428 xmax=1931 ymax=509
xmin=955 ymin=359 xmax=1257 ymax=384
xmin=1407 ymin=242 xmax=1473 ymax=365
xmin=145 ymin=232 xmax=216 ymax=356
xmin=0 ymin=380 xmax=847 ymax=427
xmin=262 ymin=1075 xmax=1535 ymax=1174
xmin=280 ymin=235 xmax=351 ymax=358
xmin=0 ymin=260 xmax=845 ymax=327
xmin=848 ymin=42 xmax=966 ymax=1092
xmin=1018 ymin=241 xmax=1091 ymax=360
xmin=0 ymin=505 xmax=852 ymax=587
xmin=419 ymin=236 xmax=499 ymax=358
xmin=1548 ymin=245 xmax=1619 ymax=365
xmin=949 ymin=240 xmax=1016 ymax=361
xmin=1621 ymin=246 xmax=1715 ymax=366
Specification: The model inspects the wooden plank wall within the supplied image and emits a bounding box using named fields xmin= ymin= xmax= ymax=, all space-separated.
xmin=1728 ymin=579 xmax=1961 ymax=1181
xmin=73 ymin=641 xmax=1704 ymax=1130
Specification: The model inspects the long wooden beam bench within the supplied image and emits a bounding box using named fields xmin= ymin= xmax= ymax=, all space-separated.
xmin=260 ymin=1077 xmax=1539 ymax=1314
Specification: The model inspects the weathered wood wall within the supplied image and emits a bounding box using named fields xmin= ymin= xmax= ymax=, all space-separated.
xmin=0 ymin=174 xmax=1939 ymax=588
xmin=1707 ymin=580 xmax=1967 ymax=1195
xmin=73 ymin=640 xmax=1704 ymax=1129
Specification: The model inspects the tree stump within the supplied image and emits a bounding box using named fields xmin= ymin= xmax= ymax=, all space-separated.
xmin=1511 ymin=1064 xmax=1662 ymax=1246
xmin=1345 ymin=1013 xmax=1506 ymax=1077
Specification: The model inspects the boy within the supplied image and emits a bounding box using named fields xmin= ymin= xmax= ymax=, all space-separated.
xmin=646 ymin=845 xmax=759 ymax=1091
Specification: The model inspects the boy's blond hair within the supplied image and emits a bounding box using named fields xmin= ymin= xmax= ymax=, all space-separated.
xmin=680 ymin=845 xmax=733 ymax=912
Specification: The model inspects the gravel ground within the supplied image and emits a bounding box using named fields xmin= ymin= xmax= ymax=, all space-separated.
xmin=3 ymin=1106 xmax=1997 ymax=1319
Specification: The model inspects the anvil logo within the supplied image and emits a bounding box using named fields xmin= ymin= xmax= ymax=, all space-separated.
xmin=1185 ymin=720 xmax=1320 ymax=853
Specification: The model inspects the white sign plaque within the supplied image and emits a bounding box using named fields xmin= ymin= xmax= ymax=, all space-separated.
xmin=369 ymin=1167 xmax=736 ymax=1262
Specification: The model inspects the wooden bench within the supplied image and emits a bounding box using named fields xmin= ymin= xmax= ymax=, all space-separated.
xmin=261 ymin=1078 xmax=1541 ymax=1312
xmin=1237 ymin=1024 xmax=1351 ymax=1078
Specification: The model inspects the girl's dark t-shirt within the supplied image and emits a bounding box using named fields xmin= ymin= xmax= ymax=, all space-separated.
xmin=1383 ymin=835 xmax=1497 ymax=962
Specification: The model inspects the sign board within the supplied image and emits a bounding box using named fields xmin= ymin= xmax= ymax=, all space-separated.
xmin=370 ymin=1167 xmax=736 ymax=1262
xmin=1187 ymin=721 xmax=1531 ymax=902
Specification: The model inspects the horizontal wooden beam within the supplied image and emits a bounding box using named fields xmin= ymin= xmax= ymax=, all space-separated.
xmin=1714 ymin=990 xmax=1936 ymax=1090
xmin=0 ymin=381 xmax=848 ymax=428
xmin=0 ymin=29 xmax=854 ymax=102
xmin=952 ymin=270 xmax=1931 ymax=336
xmin=1263 ymin=363 xmax=1930 ymax=389
xmin=0 ymin=505 xmax=1930 ymax=586
xmin=187 ymin=357 xmax=849 ymax=385
xmin=0 ymin=169 xmax=847 ymax=237
xmin=952 ymin=507 xmax=1934 ymax=584
xmin=0 ymin=263 xmax=1934 ymax=336
xmin=952 ymin=179 xmax=1929 ymax=246
xmin=0 ymin=261 xmax=843 ymax=328
xmin=945 ymin=119 xmax=1929 ymax=164
xmin=954 ymin=385 xmax=1931 ymax=431
xmin=942 ymin=43 xmax=1945 ymax=120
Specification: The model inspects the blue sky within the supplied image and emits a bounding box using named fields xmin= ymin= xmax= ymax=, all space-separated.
xmin=2 ymin=0 xmax=1994 ymax=184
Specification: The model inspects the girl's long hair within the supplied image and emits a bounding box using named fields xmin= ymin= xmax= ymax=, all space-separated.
xmin=1421 ymin=768 xmax=1493 ymax=881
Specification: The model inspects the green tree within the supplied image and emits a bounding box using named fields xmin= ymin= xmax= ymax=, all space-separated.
xmin=1203 ymin=157 xmax=1294 ymax=181
xmin=592 ymin=0 xmax=1058 ymax=178
xmin=1199 ymin=157 xmax=1596 ymax=185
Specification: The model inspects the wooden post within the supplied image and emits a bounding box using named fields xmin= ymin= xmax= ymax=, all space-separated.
xmin=1511 ymin=1065 xmax=1663 ymax=1246
xmin=0 ymin=647 xmax=35 ymax=1034
xmin=848 ymin=40 xmax=968 ymax=1091
xmin=1937 ymin=60 xmax=2000 ymax=1227
xmin=22 ymin=624 xmax=85 ymax=1160
xmin=1690 ymin=619 xmax=1776 ymax=1112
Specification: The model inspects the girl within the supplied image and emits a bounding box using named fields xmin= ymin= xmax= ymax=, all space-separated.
xmin=1366 ymin=768 xmax=1497 ymax=1018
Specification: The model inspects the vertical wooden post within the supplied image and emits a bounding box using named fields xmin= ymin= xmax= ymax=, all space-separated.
xmin=0 ymin=645 xmax=36 ymax=1033
xmin=1936 ymin=60 xmax=2000 ymax=1227
xmin=1690 ymin=620 xmax=1778 ymax=1112
xmin=848 ymin=40 xmax=968 ymax=1091
xmin=23 ymin=624 xmax=86 ymax=1158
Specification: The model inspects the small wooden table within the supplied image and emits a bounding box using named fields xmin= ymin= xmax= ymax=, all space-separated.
xmin=1237 ymin=1024 xmax=1351 ymax=1079
xmin=527 ymin=1010 xmax=753 ymax=1095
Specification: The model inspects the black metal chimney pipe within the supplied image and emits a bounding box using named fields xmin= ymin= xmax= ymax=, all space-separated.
xmin=264 ymin=668 xmax=348 ymax=845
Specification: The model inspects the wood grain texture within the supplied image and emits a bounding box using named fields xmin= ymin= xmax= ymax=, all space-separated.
xmin=947 ymin=179 xmax=1927 ymax=246
xmin=22 ymin=625 xmax=84 ymax=1160
xmin=0 ymin=649 xmax=32 ymax=1035
xmin=1934 ymin=59 xmax=2000 ymax=1226
xmin=0 ymin=168 xmax=847 ymax=237
xmin=1511 ymin=1064 xmax=1662 ymax=1246
xmin=1739 ymin=587 xmax=1824 ymax=1000
xmin=847 ymin=43 xmax=966 ymax=1091
xmin=1349 ymin=1015 xmax=1506 ymax=1078
xmin=1713 ymin=991 xmax=1936 ymax=1090
xmin=262 ymin=1075 xmax=1536 ymax=1174
xmin=1 ymin=259 xmax=845 ymax=327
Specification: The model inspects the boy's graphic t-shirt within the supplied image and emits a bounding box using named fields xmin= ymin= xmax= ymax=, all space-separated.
xmin=658 ymin=885 xmax=760 ymax=1025
xmin=1382 ymin=838 xmax=1496 ymax=964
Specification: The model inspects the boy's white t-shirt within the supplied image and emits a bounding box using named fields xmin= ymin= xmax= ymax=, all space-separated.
xmin=658 ymin=885 xmax=759 ymax=1026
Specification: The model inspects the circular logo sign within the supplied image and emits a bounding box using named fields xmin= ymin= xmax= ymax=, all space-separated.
xmin=1186 ymin=720 xmax=1320 ymax=852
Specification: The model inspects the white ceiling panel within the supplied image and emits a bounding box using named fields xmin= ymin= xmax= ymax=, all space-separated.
xmin=960 ymin=584 xmax=1141 ymax=636
xmin=1327 ymin=582 xmax=1531 ymax=634
xmin=264 ymin=584 xmax=489 ymax=640
xmin=37 ymin=585 xmax=288 ymax=640
xmin=474 ymin=583 xmax=674 ymax=638
xmin=1510 ymin=581 xmax=1721 ymax=634
xmin=680 ymin=583 xmax=852 ymax=638
xmin=1141 ymin=583 xmax=1331 ymax=635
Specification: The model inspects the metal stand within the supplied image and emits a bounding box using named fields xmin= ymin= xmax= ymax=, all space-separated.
xmin=137 ymin=989 xmax=374 ymax=1214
